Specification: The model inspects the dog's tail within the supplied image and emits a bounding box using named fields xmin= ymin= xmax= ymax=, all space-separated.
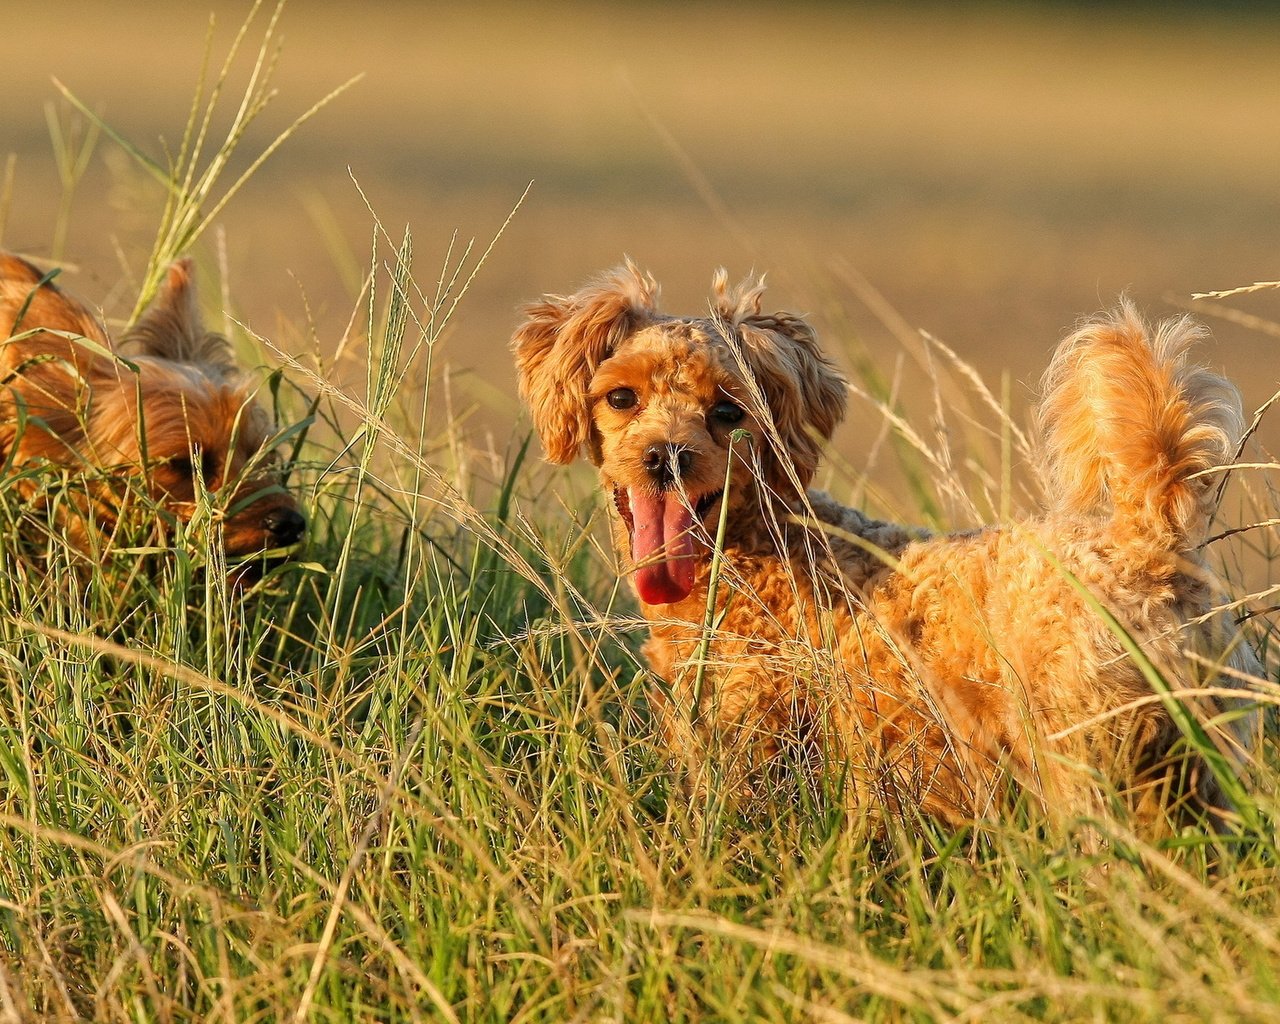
xmin=1037 ymin=300 xmax=1242 ymax=548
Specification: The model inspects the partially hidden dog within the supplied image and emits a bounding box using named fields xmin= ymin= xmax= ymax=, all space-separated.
xmin=0 ymin=253 xmax=304 ymax=562
xmin=513 ymin=263 xmax=1262 ymax=828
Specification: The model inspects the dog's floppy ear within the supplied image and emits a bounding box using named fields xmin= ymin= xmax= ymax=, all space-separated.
xmin=118 ymin=259 xmax=237 ymax=371
xmin=0 ymin=254 xmax=108 ymax=346
xmin=713 ymin=270 xmax=847 ymax=493
xmin=511 ymin=261 xmax=658 ymax=464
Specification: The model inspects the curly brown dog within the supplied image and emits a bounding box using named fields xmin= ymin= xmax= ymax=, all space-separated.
xmin=0 ymin=254 xmax=304 ymax=561
xmin=513 ymin=263 xmax=1260 ymax=828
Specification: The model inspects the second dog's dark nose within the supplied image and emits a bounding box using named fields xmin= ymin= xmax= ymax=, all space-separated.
xmin=643 ymin=444 xmax=693 ymax=487
xmin=263 ymin=507 xmax=306 ymax=546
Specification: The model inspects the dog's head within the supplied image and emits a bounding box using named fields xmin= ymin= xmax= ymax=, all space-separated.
xmin=0 ymin=255 xmax=305 ymax=561
xmin=512 ymin=262 xmax=846 ymax=605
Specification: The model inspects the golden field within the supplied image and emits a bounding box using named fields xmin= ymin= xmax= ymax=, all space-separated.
xmin=3 ymin=1 xmax=1280 ymax=484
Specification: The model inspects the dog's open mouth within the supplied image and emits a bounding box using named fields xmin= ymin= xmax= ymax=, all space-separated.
xmin=614 ymin=485 xmax=722 ymax=605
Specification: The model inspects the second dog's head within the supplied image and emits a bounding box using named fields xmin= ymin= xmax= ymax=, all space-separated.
xmin=512 ymin=262 xmax=846 ymax=605
xmin=0 ymin=255 xmax=305 ymax=562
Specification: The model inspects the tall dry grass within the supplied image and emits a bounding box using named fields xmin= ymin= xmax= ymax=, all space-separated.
xmin=1 ymin=6 xmax=1278 ymax=1022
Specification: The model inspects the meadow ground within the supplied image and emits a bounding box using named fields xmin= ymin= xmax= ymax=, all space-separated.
xmin=1 ymin=3 xmax=1280 ymax=1021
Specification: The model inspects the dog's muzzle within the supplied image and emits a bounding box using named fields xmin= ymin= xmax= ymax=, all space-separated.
xmin=263 ymin=507 xmax=306 ymax=546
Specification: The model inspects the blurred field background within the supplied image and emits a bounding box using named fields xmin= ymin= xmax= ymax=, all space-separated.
xmin=4 ymin=0 xmax=1280 ymax=487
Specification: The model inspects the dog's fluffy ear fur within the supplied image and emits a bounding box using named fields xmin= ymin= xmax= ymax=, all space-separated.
xmin=712 ymin=270 xmax=847 ymax=493
xmin=0 ymin=254 xmax=108 ymax=346
xmin=118 ymin=259 xmax=237 ymax=372
xmin=512 ymin=260 xmax=658 ymax=464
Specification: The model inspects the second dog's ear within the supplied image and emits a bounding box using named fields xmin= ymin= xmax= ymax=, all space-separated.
xmin=0 ymin=254 xmax=108 ymax=346
xmin=511 ymin=261 xmax=658 ymax=464
xmin=119 ymin=259 xmax=236 ymax=371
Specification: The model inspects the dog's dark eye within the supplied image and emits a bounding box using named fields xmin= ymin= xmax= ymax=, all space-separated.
xmin=607 ymin=388 xmax=638 ymax=411
xmin=710 ymin=400 xmax=745 ymax=425
xmin=170 ymin=451 xmax=220 ymax=481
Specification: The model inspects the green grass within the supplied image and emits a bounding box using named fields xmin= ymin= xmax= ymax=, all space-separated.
xmin=3 ymin=238 xmax=1278 ymax=1024
xmin=3 ymin=10 xmax=1280 ymax=1023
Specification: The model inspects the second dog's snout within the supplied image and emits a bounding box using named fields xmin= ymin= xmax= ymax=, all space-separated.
xmin=263 ymin=507 xmax=306 ymax=545
xmin=643 ymin=443 xmax=693 ymax=487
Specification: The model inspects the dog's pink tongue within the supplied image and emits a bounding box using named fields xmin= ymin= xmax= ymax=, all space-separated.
xmin=629 ymin=489 xmax=700 ymax=605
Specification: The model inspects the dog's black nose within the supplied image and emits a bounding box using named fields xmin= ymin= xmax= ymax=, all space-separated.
xmin=263 ymin=507 xmax=306 ymax=546
xmin=642 ymin=444 xmax=693 ymax=487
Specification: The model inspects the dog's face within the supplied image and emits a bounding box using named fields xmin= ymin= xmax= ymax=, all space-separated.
xmin=513 ymin=263 xmax=846 ymax=605
xmin=0 ymin=255 xmax=305 ymax=561
xmin=85 ymin=358 xmax=303 ymax=559
xmin=586 ymin=322 xmax=767 ymax=604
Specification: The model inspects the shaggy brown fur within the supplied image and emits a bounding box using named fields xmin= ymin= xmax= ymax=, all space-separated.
xmin=0 ymin=254 xmax=304 ymax=560
xmin=513 ymin=263 xmax=1261 ymax=828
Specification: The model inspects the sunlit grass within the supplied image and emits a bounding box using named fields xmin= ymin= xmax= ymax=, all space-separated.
xmin=2 ymin=8 xmax=1280 ymax=1024
xmin=3 ymin=229 xmax=1278 ymax=1021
